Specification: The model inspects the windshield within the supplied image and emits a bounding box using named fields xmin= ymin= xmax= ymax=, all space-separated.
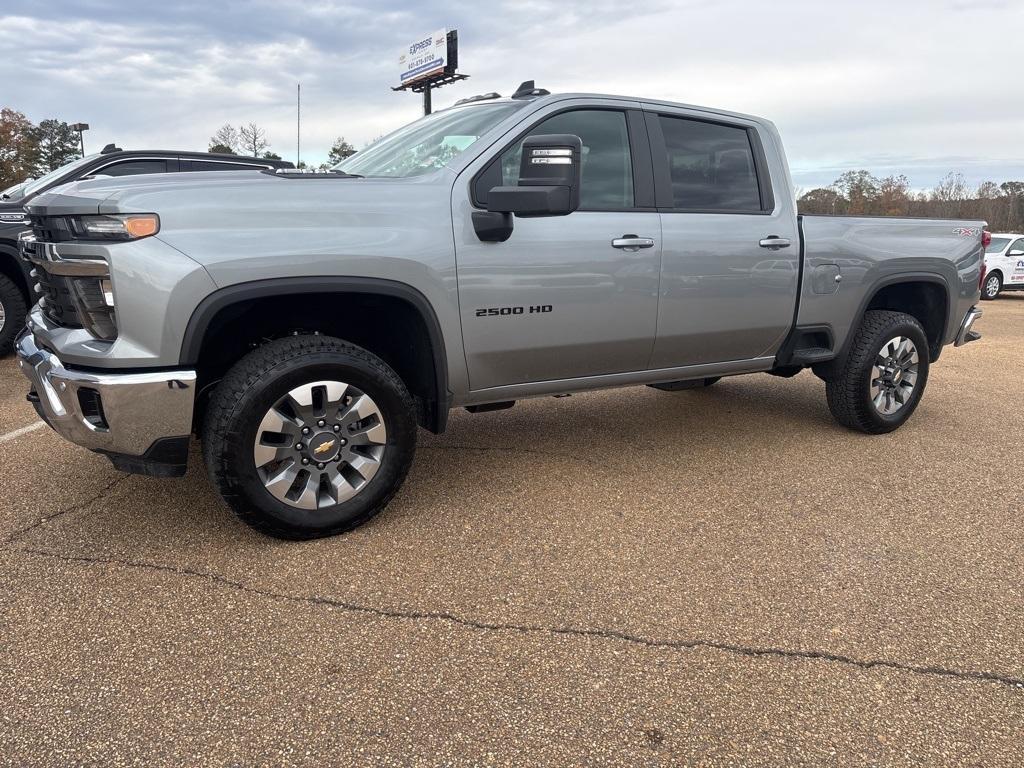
xmin=986 ymin=237 xmax=1012 ymax=253
xmin=20 ymin=154 xmax=97 ymax=198
xmin=334 ymin=101 xmax=528 ymax=178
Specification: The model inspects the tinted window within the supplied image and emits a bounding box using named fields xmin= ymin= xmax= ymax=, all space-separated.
xmin=1010 ymin=239 xmax=1024 ymax=253
xmin=497 ymin=110 xmax=634 ymax=210
xmin=98 ymin=160 xmax=168 ymax=177
xmin=658 ymin=116 xmax=761 ymax=212
xmin=188 ymin=160 xmax=264 ymax=171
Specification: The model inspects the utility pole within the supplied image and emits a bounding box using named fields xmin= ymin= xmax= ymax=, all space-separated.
xmin=296 ymin=83 xmax=301 ymax=167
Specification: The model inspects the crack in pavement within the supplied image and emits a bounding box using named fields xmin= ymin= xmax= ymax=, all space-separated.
xmin=0 ymin=475 xmax=129 ymax=547
xmin=13 ymin=545 xmax=1024 ymax=692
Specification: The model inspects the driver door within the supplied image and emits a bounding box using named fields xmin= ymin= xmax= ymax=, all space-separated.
xmin=452 ymin=104 xmax=661 ymax=391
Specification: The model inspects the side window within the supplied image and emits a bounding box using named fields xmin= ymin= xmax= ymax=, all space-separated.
xmin=1010 ymin=239 xmax=1024 ymax=254
xmin=187 ymin=160 xmax=265 ymax=172
xmin=99 ymin=160 xmax=169 ymax=177
xmin=657 ymin=116 xmax=761 ymax=212
xmin=492 ymin=110 xmax=634 ymax=210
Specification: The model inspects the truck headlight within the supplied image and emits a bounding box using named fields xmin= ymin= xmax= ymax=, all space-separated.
xmin=70 ymin=214 xmax=160 ymax=241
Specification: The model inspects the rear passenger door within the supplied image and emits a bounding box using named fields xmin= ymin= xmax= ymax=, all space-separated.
xmin=645 ymin=108 xmax=799 ymax=367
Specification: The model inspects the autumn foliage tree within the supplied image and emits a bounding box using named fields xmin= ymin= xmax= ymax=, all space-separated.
xmin=799 ymin=170 xmax=1024 ymax=231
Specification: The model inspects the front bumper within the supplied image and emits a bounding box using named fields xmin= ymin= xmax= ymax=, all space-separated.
xmin=15 ymin=329 xmax=197 ymax=476
xmin=954 ymin=306 xmax=983 ymax=347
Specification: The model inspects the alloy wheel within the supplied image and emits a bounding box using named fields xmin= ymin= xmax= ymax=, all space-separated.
xmin=253 ymin=380 xmax=387 ymax=510
xmin=869 ymin=336 xmax=920 ymax=416
xmin=985 ymin=275 xmax=1000 ymax=299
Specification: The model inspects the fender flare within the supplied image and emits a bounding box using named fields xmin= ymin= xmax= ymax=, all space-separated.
xmin=180 ymin=276 xmax=451 ymax=432
xmin=823 ymin=272 xmax=952 ymax=373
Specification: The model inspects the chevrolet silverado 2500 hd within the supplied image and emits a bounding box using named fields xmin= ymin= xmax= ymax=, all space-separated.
xmin=16 ymin=85 xmax=985 ymax=539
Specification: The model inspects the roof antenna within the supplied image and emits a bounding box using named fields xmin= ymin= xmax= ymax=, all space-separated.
xmin=511 ymin=80 xmax=550 ymax=99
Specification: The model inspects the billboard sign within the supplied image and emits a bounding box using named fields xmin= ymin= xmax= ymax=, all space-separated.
xmin=398 ymin=29 xmax=448 ymax=85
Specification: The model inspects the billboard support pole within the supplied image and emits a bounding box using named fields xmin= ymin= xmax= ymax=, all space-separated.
xmin=423 ymin=86 xmax=432 ymax=116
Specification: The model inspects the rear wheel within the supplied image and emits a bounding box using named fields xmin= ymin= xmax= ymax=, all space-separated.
xmin=825 ymin=310 xmax=929 ymax=434
xmin=203 ymin=335 xmax=417 ymax=539
xmin=0 ymin=274 xmax=28 ymax=357
xmin=982 ymin=272 xmax=1002 ymax=300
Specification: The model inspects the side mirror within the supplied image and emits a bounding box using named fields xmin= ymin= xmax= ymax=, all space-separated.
xmin=487 ymin=134 xmax=583 ymax=217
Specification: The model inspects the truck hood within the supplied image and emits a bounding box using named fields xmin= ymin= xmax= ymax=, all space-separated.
xmin=25 ymin=169 xmax=448 ymax=218
xmin=27 ymin=168 xmax=457 ymax=278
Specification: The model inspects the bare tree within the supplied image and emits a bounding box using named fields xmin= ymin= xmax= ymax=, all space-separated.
xmin=238 ymin=123 xmax=269 ymax=157
xmin=209 ymin=124 xmax=239 ymax=154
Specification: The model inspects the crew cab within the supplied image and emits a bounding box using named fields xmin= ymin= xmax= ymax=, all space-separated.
xmin=0 ymin=147 xmax=293 ymax=355
xmin=981 ymin=233 xmax=1024 ymax=300
xmin=16 ymin=83 xmax=985 ymax=539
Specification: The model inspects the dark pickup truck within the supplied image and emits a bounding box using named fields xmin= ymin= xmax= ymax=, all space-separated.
xmin=0 ymin=147 xmax=292 ymax=354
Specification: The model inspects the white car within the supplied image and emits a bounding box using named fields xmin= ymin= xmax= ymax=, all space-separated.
xmin=982 ymin=233 xmax=1024 ymax=300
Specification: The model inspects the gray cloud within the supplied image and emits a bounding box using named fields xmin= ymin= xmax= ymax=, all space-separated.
xmin=3 ymin=0 xmax=1023 ymax=189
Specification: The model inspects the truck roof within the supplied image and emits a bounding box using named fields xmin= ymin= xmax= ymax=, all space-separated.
xmin=447 ymin=91 xmax=769 ymax=126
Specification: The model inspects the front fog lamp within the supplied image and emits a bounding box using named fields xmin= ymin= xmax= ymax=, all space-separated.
xmin=74 ymin=213 xmax=159 ymax=240
xmin=71 ymin=277 xmax=118 ymax=341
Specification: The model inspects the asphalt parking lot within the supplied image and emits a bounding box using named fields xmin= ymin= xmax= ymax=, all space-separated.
xmin=1 ymin=297 xmax=1022 ymax=767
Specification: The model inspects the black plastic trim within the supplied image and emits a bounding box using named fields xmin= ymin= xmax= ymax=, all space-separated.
xmin=99 ymin=436 xmax=190 ymax=478
xmin=180 ymin=277 xmax=451 ymax=433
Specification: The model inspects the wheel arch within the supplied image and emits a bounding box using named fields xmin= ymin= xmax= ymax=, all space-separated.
xmin=858 ymin=274 xmax=950 ymax=360
xmin=181 ymin=277 xmax=450 ymax=433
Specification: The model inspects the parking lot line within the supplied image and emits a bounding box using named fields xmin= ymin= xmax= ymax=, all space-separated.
xmin=0 ymin=421 xmax=46 ymax=444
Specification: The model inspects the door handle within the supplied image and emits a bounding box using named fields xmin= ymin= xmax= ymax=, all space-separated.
xmin=611 ymin=235 xmax=655 ymax=251
xmin=759 ymin=237 xmax=791 ymax=250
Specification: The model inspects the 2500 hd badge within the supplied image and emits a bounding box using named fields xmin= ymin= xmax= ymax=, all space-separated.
xmin=475 ymin=305 xmax=553 ymax=317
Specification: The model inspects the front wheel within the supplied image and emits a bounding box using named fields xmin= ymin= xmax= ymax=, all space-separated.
xmin=203 ymin=335 xmax=417 ymax=539
xmin=981 ymin=272 xmax=1002 ymax=301
xmin=825 ymin=310 xmax=930 ymax=434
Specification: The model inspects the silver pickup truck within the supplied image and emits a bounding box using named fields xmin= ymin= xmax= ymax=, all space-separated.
xmin=16 ymin=84 xmax=985 ymax=539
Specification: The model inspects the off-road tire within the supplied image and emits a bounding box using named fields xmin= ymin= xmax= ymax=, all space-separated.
xmin=825 ymin=310 xmax=930 ymax=434
xmin=203 ymin=335 xmax=417 ymax=539
xmin=981 ymin=272 xmax=1002 ymax=301
xmin=0 ymin=274 xmax=28 ymax=357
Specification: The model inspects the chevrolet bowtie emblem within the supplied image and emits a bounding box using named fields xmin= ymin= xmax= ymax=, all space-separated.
xmin=313 ymin=440 xmax=335 ymax=456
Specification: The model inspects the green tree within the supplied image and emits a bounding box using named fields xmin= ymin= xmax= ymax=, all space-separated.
xmin=208 ymin=143 xmax=234 ymax=155
xmin=328 ymin=137 xmax=356 ymax=165
xmin=798 ymin=187 xmax=845 ymax=214
xmin=262 ymin=151 xmax=282 ymax=160
xmin=29 ymin=118 xmax=81 ymax=175
xmin=833 ymin=170 xmax=880 ymax=215
xmin=0 ymin=108 xmax=37 ymax=188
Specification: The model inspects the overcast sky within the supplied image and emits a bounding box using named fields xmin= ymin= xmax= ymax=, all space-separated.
xmin=3 ymin=0 xmax=1022 ymax=190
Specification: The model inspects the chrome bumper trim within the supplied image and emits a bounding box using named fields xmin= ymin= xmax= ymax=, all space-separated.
xmin=954 ymin=307 xmax=982 ymax=347
xmin=15 ymin=329 xmax=197 ymax=457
